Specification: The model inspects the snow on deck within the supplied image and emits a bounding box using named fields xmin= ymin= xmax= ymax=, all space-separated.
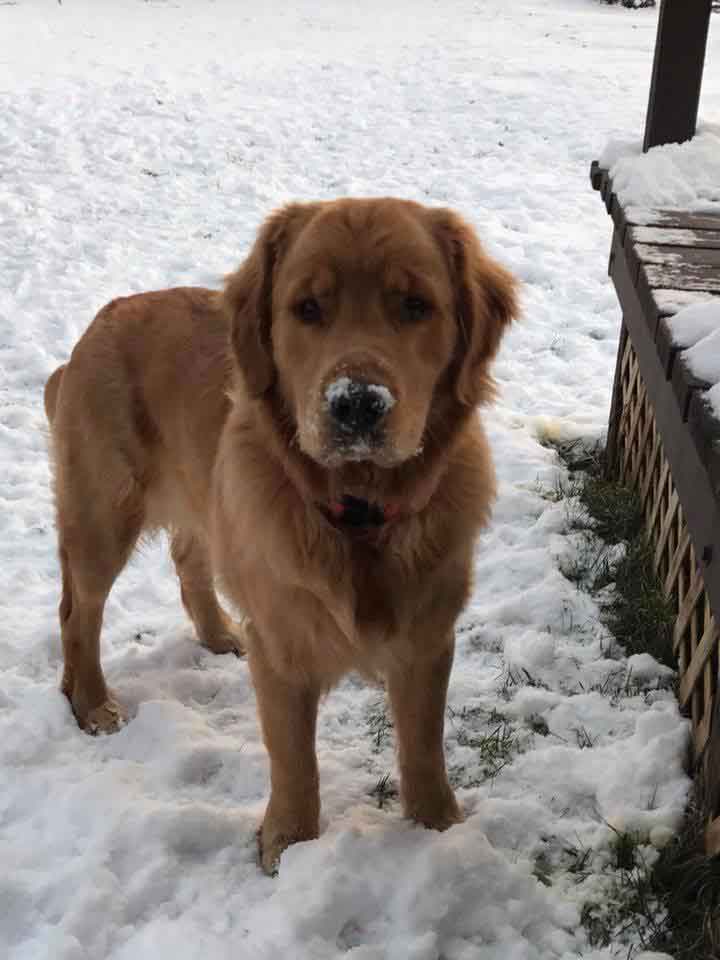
xmin=669 ymin=300 xmax=720 ymax=419
xmin=2 ymin=1 xmax=720 ymax=958
xmin=602 ymin=127 xmax=720 ymax=420
xmin=600 ymin=126 xmax=720 ymax=214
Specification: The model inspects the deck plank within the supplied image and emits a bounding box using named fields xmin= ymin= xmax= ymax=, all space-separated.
xmin=630 ymin=226 xmax=720 ymax=250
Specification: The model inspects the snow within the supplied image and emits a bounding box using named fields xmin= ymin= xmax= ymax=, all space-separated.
xmin=668 ymin=301 xmax=720 ymax=418
xmin=653 ymin=288 xmax=719 ymax=316
xmin=666 ymin=300 xmax=720 ymax=350
xmin=626 ymin=653 xmax=676 ymax=685
xmin=324 ymin=377 xmax=396 ymax=414
xmin=602 ymin=126 xmax=720 ymax=214
xmin=684 ymin=324 xmax=720 ymax=385
xmin=3 ymin=0 xmax=719 ymax=958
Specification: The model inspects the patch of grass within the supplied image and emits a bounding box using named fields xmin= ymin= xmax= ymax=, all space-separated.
xmin=487 ymin=707 xmax=508 ymax=725
xmin=566 ymin=842 xmax=594 ymax=880
xmin=646 ymin=791 xmax=720 ymax=959
xmin=578 ymin=835 xmax=663 ymax=951
xmin=456 ymin=719 xmax=516 ymax=771
xmin=528 ymin=714 xmax=550 ymax=736
xmin=573 ymin=791 xmax=720 ymax=956
xmin=365 ymin=697 xmax=393 ymax=753
xmin=368 ymin=773 xmax=398 ymax=810
xmin=578 ymin=474 xmax=644 ymax=544
xmin=608 ymin=826 xmax=643 ymax=871
xmin=602 ymin=0 xmax=656 ymax=8
xmin=448 ymin=708 xmax=523 ymax=786
xmin=500 ymin=667 xmax=550 ymax=701
xmin=543 ymin=440 xmax=718 ymax=954
xmin=447 ymin=703 xmax=491 ymax=724
xmin=546 ymin=439 xmax=675 ymax=669
xmin=573 ymin=666 xmax=674 ymax=707
xmin=547 ymin=439 xmax=642 ymax=542
xmin=533 ymin=835 xmax=595 ymax=887
xmin=533 ymin=849 xmax=554 ymax=887
xmin=577 ymin=807 xmax=720 ymax=958
xmin=573 ymin=725 xmax=599 ymax=750
xmin=597 ymin=539 xmax=675 ymax=669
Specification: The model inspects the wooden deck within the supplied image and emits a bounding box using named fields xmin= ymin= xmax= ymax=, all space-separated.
xmin=591 ymin=161 xmax=720 ymax=489
xmin=591 ymin=160 xmax=720 ymax=849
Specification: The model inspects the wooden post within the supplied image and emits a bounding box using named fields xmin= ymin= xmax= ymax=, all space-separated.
xmin=643 ymin=0 xmax=712 ymax=151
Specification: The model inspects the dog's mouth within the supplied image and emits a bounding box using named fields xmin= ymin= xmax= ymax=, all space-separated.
xmin=326 ymin=433 xmax=389 ymax=465
xmin=302 ymin=427 xmax=424 ymax=470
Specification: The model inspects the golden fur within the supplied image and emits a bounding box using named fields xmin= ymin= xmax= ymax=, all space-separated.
xmin=44 ymin=197 xmax=518 ymax=871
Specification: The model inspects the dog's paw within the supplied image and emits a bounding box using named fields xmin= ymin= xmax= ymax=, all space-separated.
xmin=257 ymin=825 xmax=284 ymax=876
xmin=405 ymin=785 xmax=463 ymax=832
xmin=416 ymin=803 xmax=464 ymax=832
xmin=203 ymin=618 xmax=247 ymax=658
xmin=78 ymin=697 xmax=127 ymax=735
xmin=257 ymin=812 xmax=319 ymax=875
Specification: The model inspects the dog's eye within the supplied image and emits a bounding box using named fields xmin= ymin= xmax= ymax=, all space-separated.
xmin=296 ymin=297 xmax=323 ymax=325
xmin=403 ymin=295 xmax=431 ymax=322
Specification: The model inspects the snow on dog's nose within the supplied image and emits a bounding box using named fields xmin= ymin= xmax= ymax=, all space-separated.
xmin=325 ymin=376 xmax=395 ymax=438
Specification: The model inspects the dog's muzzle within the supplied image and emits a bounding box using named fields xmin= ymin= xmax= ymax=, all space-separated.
xmin=324 ymin=377 xmax=395 ymax=450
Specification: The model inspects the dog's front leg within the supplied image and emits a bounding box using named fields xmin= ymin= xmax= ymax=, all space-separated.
xmin=386 ymin=635 xmax=462 ymax=831
xmin=248 ymin=633 xmax=321 ymax=874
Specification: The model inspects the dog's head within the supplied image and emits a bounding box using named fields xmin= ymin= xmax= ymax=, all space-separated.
xmin=224 ymin=198 xmax=518 ymax=470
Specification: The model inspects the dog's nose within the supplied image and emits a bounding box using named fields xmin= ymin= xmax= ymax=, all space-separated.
xmin=326 ymin=377 xmax=395 ymax=435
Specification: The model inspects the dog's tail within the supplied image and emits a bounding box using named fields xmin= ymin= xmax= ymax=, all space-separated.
xmin=44 ymin=364 xmax=66 ymax=424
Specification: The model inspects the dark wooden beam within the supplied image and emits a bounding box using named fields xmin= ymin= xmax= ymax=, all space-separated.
xmin=643 ymin=0 xmax=713 ymax=151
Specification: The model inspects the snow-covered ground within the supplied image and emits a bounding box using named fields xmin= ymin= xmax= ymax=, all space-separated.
xmin=2 ymin=2 xmax=719 ymax=958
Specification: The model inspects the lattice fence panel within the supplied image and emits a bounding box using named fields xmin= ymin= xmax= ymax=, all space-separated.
xmin=615 ymin=333 xmax=719 ymax=765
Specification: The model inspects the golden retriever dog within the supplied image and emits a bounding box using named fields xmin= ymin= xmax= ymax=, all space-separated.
xmin=44 ymin=198 xmax=518 ymax=872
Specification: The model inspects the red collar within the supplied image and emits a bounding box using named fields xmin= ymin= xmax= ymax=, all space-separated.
xmin=321 ymin=495 xmax=400 ymax=531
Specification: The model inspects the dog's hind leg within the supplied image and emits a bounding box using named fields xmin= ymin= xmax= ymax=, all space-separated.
xmin=57 ymin=473 xmax=145 ymax=734
xmin=171 ymin=531 xmax=245 ymax=656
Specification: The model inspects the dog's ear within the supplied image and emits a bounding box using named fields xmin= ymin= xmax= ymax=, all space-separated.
xmin=430 ymin=208 xmax=519 ymax=407
xmin=223 ymin=203 xmax=317 ymax=396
